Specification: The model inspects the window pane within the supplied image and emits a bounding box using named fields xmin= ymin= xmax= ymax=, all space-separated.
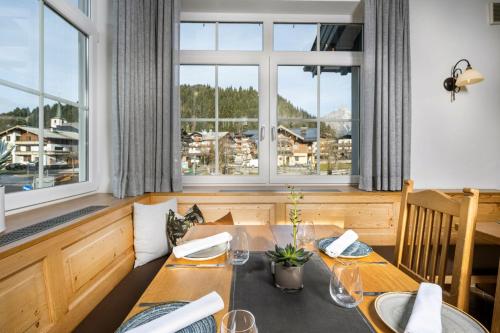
xmin=320 ymin=121 xmax=358 ymax=175
xmin=278 ymin=66 xmax=317 ymax=119
xmin=274 ymin=23 xmax=317 ymax=51
xmin=68 ymin=0 xmax=90 ymax=16
xmin=44 ymin=5 xmax=88 ymax=105
xmin=219 ymin=121 xmax=259 ymax=175
xmin=218 ymin=23 xmax=262 ymax=51
xmin=0 ymin=0 xmax=39 ymax=89
xmin=0 ymin=85 xmax=39 ymax=193
xmin=38 ymin=98 xmax=86 ymax=189
xmin=319 ymin=24 xmax=362 ymax=51
xmin=181 ymin=121 xmax=216 ymax=176
xmin=180 ymin=65 xmax=215 ymax=118
xmin=180 ymin=22 xmax=215 ymax=50
xmin=320 ymin=66 xmax=359 ymax=119
xmin=277 ymin=121 xmax=317 ymax=175
xmin=218 ymin=66 xmax=259 ymax=119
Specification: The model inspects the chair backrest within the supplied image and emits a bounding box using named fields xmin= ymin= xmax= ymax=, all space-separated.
xmin=394 ymin=179 xmax=479 ymax=311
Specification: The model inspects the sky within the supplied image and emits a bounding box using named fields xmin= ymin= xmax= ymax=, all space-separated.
xmin=0 ymin=0 xmax=84 ymax=114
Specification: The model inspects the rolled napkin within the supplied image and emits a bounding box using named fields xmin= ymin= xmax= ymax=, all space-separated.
xmin=127 ymin=291 xmax=224 ymax=333
xmin=404 ymin=283 xmax=443 ymax=333
xmin=325 ymin=229 xmax=358 ymax=257
xmin=173 ymin=232 xmax=233 ymax=258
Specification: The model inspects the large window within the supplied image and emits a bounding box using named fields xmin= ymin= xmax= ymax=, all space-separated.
xmin=180 ymin=18 xmax=362 ymax=185
xmin=0 ymin=0 xmax=95 ymax=208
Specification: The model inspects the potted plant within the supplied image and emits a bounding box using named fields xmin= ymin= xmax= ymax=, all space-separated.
xmin=266 ymin=186 xmax=313 ymax=291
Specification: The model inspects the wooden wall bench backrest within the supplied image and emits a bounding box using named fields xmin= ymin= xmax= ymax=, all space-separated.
xmin=0 ymin=191 xmax=499 ymax=333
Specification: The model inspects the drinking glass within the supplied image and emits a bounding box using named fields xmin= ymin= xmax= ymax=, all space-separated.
xmin=329 ymin=262 xmax=363 ymax=308
xmin=220 ymin=310 xmax=257 ymax=333
xmin=228 ymin=230 xmax=249 ymax=265
xmin=297 ymin=220 xmax=316 ymax=249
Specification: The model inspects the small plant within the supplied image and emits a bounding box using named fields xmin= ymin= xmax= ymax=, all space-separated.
xmin=266 ymin=186 xmax=313 ymax=267
xmin=0 ymin=141 xmax=14 ymax=170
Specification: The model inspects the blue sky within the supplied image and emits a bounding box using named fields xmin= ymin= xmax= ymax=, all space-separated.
xmin=0 ymin=1 xmax=82 ymax=114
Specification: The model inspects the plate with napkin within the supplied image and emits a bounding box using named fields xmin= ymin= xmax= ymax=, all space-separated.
xmin=374 ymin=283 xmax=488 ymax=333
xmin=173 ymin=232 xmax=232 ymax=261
xmin=318 ymin=230 xmax=373 ymax=258
xmin=116 ymin=292 xmax=224 ymax=333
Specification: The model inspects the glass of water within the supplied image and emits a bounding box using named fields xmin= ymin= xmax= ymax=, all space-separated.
xmin=220 ymin=310 xmax=257 ymax=333
xmin=329 ymin=261 xmax=363 ymax=308
xmin=228 ymin=230 xmax=249 ymax=265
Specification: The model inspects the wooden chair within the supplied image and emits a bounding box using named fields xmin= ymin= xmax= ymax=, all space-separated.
xmin=394 ymin=179 xmax=479 ymax=311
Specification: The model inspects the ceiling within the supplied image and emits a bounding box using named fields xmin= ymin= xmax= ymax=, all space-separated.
xmin=180 ymin=0 xmax=362 ymax=16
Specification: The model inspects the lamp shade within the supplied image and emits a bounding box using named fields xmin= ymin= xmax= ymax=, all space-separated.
xmin=455 ymin=67 xmax=484 ymax=87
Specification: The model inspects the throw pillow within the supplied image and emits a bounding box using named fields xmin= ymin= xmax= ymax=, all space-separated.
xmin=133 ymin=198 xmax=177 ymax=268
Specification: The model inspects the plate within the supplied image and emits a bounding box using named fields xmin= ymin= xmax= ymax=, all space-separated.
xmin=317 ymin=237 xmax=373 ymax=258
xmin=115 ymin=302 xmax=217 ymax=333
xmin=184 ymin=242 xmax=229 ymax=261
xmin=374 ymin=292 xmax=488 ymax=333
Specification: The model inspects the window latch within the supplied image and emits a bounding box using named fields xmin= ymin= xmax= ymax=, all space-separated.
xmin=260 ymin=125 xmax=265 ymax=141
xmin=271 ymin=126 xmax=276 ymax=141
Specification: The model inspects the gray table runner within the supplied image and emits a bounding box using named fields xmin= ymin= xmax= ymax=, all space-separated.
xmin=230 ymin=252 xmax=375 ymax=333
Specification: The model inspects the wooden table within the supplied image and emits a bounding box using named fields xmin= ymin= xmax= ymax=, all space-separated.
xmin=476 ymin=222 xmax=500 ymax=333
xmin=124 ymin=225 xmax=419 ymax=332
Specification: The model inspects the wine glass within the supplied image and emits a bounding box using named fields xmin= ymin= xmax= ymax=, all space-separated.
xmin=228 ymin=230 xmax=249 ymax=265
xmin=329 ymin=262 xmax=363 ymax=308
xmin=297 ymin=220 xmax=316 ymax=249
xmin=220 ymin=310 xmax=257 ymax=333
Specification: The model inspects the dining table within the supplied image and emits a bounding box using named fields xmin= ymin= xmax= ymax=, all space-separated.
xmin=123 ymin=224 xmax=420 ymax=332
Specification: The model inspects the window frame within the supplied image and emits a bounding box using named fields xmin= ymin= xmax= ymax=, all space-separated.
xmin=2 ymin=0 xmax=99 ymax=211
xmin=180 ymin=12 xmax=362 ymax=186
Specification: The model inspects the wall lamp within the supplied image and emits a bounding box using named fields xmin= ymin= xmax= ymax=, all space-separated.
xmin=443 ymin=59 xmax=484 ymax=102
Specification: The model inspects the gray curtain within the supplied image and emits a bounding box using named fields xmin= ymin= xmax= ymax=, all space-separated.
xmin=111 ymin=0 xmax=182 ymax=198
xmin=359 ymin=0 xmax=411 ymax=191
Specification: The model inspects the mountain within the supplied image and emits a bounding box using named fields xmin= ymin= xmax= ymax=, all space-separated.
xmin=321 ymin=106 xmax=352 ymax=137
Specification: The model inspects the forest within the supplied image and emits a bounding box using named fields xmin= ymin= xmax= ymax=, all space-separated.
xmin=0 ymin=103 xmax=79 ymax=133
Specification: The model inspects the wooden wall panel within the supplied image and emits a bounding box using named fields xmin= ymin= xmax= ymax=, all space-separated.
xmin=0 ymin=260 xmax=53 ymax=333
xmin=286 ymin=203 xmax=394 ymax=229
xmin=62 ymin=216 xmax=133 ymax=296
xmin=179 ymin=204 xmax=274 ymax=225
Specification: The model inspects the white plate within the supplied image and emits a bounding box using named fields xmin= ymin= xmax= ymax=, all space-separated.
xmin=182 ymin=242 xmax=229 ymax=261
xmin=374 ymin=292 xmax=488 ymax=333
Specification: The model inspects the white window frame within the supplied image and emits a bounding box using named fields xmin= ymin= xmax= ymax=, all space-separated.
xmin=180 ymin=12 xmax=362 ymax=187
xmin=3 ymin=0 xmax=99 ymax=211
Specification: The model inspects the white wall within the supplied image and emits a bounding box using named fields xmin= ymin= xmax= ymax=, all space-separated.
xmin=94 ymin=0 xmax=113 ymax=193
xmin=410 ymin=0 xmax=500 ymax=189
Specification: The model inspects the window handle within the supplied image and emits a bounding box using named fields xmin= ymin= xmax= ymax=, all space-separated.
xmin=271 ymin=126 xmax=276 ymax=141
xmin=260 ymin=125 xmax=265 ymax=141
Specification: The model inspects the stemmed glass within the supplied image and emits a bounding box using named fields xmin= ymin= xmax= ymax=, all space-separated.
xmin=220 ymin=310 xmax=258 ymax=333
xmin=227 ymin=230 xmax=249 ymax=265
xmin=329 ymin=262 xmax=363 ymax=308
xmin=297 ymin=220 xmax=316 ymax=250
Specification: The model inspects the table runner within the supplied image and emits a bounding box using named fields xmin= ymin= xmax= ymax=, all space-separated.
xmin=230 ymin=252 xmax=375 ymax=333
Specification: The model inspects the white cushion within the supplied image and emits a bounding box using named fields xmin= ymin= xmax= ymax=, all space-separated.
xmin=133 ymin=199 xmax=177 ymax=268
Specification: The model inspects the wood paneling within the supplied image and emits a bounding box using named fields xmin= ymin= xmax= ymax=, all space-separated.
xmin=179 ymin=203 xmax=274 ymax=225
xmin=62 ymin=216 xmax=133 ymax=296
xmin=0 ymin=260 xmax=53 ymax=333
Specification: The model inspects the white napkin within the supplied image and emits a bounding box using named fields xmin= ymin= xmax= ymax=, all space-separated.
xmin=172 ymin=232 xmax=232 ymax=258
xmin=404 ymin=283 xmax=442 ymax=333
xmin=325 ymin=229 xmax=358 ymax=257
xmin=127 ymin=292 xmax=224 ymax=333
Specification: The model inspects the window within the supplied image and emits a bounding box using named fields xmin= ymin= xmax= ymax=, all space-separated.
xmin=180 ymin=65 xmax=259 ymax=176
xmin=0 ymin=0 xmax=95 ymax=209
xmin=180 ymin=17 xmax=361 ymax=185
xmin=180 ymin=22 xmax=263 ymax=51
